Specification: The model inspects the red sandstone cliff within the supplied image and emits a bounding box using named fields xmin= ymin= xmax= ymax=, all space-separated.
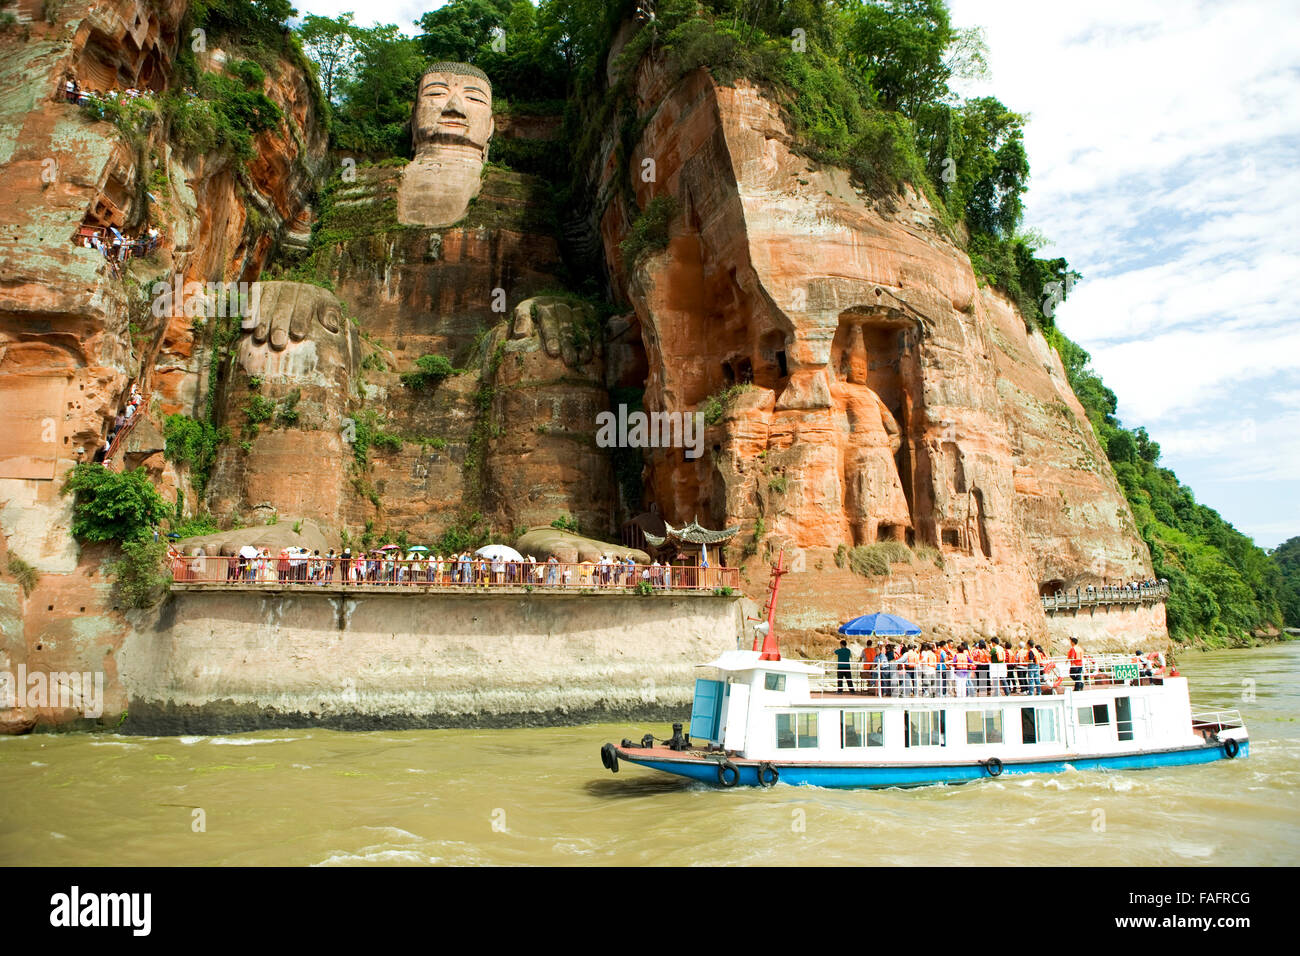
xmin=591 ymin=58 xmax=1160 ymax=648
xmin=0 ymin=7 xmax=1167 ymax=733
xmin=0 ymin=0 xmax=327 ymax=727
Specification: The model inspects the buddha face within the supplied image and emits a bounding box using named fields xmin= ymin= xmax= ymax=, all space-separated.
xmin=413 ymin=70 xmax=493 ymax=156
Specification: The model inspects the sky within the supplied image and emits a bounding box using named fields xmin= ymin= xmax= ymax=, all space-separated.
xmin=292 ymin=0 xmax=1300 ymax=550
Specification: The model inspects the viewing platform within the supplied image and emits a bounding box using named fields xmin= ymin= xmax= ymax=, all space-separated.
xmin=1040 ymin=582 xmax=1169 ymax=614
xmin=168 ymin=555 xmax=740 ymax=595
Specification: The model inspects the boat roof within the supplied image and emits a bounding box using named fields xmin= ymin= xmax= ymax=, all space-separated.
xmin=699 ymin=650 xmax=822 ymax=676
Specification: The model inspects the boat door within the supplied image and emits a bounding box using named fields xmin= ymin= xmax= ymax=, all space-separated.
xmin=1115 ymin=696 xmax=1147 ymax=742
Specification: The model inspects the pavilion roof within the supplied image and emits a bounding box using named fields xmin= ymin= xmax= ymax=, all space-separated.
xmin=643 ymin=518 xmax=740 ymax=547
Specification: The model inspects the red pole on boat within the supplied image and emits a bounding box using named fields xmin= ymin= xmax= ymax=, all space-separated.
xmin=757 ymin=548 xmax=785 ymax=661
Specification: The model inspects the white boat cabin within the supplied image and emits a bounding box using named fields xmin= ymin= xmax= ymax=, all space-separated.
xmin=689 ymin=650 xmax=1215 ymax=763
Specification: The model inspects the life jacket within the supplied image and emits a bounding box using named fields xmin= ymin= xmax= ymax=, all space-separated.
xmin=1067 ymin=645 xmax=1082 ymax=664
xmin=921 ymin=650 xmax=937 ymax=668
xmin=954 ymin=651 xmax=971 ymax=671
xmin=974 ymin=648 xmax=990 ymax=665
xmin=905 ymin=649 xmax=920 ymax=668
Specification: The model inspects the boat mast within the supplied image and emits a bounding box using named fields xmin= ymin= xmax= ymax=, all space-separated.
xmin=753 ymin=548 xmax=786 ymax=661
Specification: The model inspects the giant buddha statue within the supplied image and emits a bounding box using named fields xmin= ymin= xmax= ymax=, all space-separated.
xmin=397 ymin=61 xmax=494 ymax=227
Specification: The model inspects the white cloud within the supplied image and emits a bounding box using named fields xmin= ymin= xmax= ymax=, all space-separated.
xmin=949 ymin=0 xmax=1300 ymax=548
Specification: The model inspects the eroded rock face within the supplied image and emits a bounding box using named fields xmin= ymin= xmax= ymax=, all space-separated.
xmin=397 ymin=62 xmax=494 ymax=228
xmin=0 ymin=2 xmax=329 ymax=731
xmin=597 ymin=62 xmax=1155 ymax=644
xmin=482 ymin=297 xmax=616 ymax=533
xmin=206 ymin=282 xmax=360 ymax=523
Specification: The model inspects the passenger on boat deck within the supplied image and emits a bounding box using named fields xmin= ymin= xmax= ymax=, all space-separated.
xmin=834 ymin=640 xmax=855 ymax=693
xmin=860 ymin=641 xmax=878 ymax=695
xmin=900 ymin=643 xmax=918 ymax=696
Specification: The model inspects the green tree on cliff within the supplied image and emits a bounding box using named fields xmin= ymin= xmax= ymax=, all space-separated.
xmin=298 ymin=11 xmax=357 ymax=104
xmin=330 ymin=23 xmax=426 ymax=155
xmin=62 ymin=465 xmax=171 ymax=544
xmin=1271 ymin=536 xmax=1300 ymax=627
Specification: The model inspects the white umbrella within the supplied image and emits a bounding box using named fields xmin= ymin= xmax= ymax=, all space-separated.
xmin=238 ymin=545 xmax=258 ymax=559
xmin=475 ymin=544 xmax=524 ymax=562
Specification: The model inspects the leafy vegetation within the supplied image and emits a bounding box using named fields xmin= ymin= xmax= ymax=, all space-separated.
xmin=401 ymin=354 xmax=465 ymax=390
xmin=6 ymin=555 xmax=39 ymax=597
xmin=111 ymin=538 xmax=172 ymax=609
xmin=435 ymin=511 xmax=491 ymax=554
xmin=847 ymin=541 xmax=915 ymax=577
xmin=349 ymin=409 xmax=404 ymax=467
xmin=163 ymin=414 xmax=228 ymax=498
xmin=170 ymin=513 xmax=221 ymax=539
xmin=619 ymin=195 xmax=679 ymax=267
xmin=550 ymin=514 xmax=580 ymax=534
xmin=61 ymin=465 xmax=171 ymax=543
xmin=701 ymin=383 xmax=753 ymax=426
xmin=1271 ymin=537 xmax=1300 ymax=628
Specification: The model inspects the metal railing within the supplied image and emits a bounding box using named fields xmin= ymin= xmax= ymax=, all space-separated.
xmin=792 ymin=653 xmax=1169 ymax=699
xmin=1041 ymin=583 xmax=1169 ymax=613
xmin=169 ymin=555 xmax=741 ymax=592
xmin=1190 ymin=708 xmax=1245 ymax=734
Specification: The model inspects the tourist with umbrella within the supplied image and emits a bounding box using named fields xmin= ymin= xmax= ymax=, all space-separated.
xmin=838 ymin=613 xmax=921 ymax=699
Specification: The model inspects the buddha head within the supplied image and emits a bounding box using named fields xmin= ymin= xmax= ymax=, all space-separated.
xmin=398 ymin=62 xmax=495 ymax=227
xmin=412 ymin=62 xmax=493 ymax=160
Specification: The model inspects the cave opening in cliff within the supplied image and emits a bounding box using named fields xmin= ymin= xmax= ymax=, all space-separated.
xmin=972 ymin=488 xmax=992 ymax=558
xmin=1040 ymin=579 xmax=1065 ymax=597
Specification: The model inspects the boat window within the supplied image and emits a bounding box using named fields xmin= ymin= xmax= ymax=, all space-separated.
xmin=1023 ymin=707 xmax=1059 ymax=744
xmin=776 ymin=712 xmax=818 ymax=749
xmin=764 ymin=672 xmax=786 ymax=692
xmin=842 ymin=711 xmax=884 ymax=748
xmin=1076 ymin=703 xmax=1110 ymax=727
xmin=905 ymin=710 xmax=945 ymax=747
xmin=966 ymin=709 xmax=1004 ymax=745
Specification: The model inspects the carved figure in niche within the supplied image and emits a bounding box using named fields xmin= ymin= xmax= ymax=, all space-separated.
xmin=238 ymin=282 xmax=358 ymax=388
xmin=829 ymin=320 xmax=912 ymax=545
xmin=397 ymin=62 xmax=494 ymax=227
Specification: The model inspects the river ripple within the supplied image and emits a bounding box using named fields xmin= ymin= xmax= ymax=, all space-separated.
xmin=1 ymin=643 xmax=1296 ymax=865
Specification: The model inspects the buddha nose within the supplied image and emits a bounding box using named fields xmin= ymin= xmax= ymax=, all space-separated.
xmin=444 ymin=91 xmax=466 ymax=115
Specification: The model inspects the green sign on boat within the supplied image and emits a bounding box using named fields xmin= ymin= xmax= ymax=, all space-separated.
xmin=1112 ymin=663 xmax=1140 ymax=681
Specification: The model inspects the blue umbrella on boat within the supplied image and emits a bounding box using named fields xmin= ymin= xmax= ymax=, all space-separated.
xmin=838 ymin=612 xmax=922 ymax=637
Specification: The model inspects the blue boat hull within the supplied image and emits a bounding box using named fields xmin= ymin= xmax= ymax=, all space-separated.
xmin=615 ymin=740 xmax=1249 ymax=789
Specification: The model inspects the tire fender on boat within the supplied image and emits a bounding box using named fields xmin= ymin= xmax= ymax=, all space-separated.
xmin=1223 ymin=738 xmax=1240 ymax=759
xmin=984 ymin=757 xmax=1004 ymax=777
xmin=716 ymin=760 xmax=740 ymax=787
xmin=757 ymin=762 xmax=779 ymax=787
xmin=601 ymin=743 xmax=619 ymax=773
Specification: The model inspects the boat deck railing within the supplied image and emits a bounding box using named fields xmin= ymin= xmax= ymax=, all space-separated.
xmin=791 ymin=653 xmax=1167 ymax=699
xmin=1190 ymin=708 xmax=1246 ymax=734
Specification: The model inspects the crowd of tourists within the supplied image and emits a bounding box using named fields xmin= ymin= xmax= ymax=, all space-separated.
xmin=185 ymin=550 xmax=729 ymax=590
xmin=78 ymin=225 xmax=161 ymax=266
xmin=63 ymin=77 xmax=155 ymax=107
xmin=90 ymin=384 xmax=143 ymax=465
xmin=830 ymin=636 xmax=1169 ymax=698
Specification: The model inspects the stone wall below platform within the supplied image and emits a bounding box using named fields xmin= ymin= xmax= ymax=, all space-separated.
xmin=116 ymin=589 xmax=744 ymax=734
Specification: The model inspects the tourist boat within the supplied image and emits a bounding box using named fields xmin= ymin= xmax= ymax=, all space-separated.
xmin=599 ymin=555 xmax=1248 ymax=789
